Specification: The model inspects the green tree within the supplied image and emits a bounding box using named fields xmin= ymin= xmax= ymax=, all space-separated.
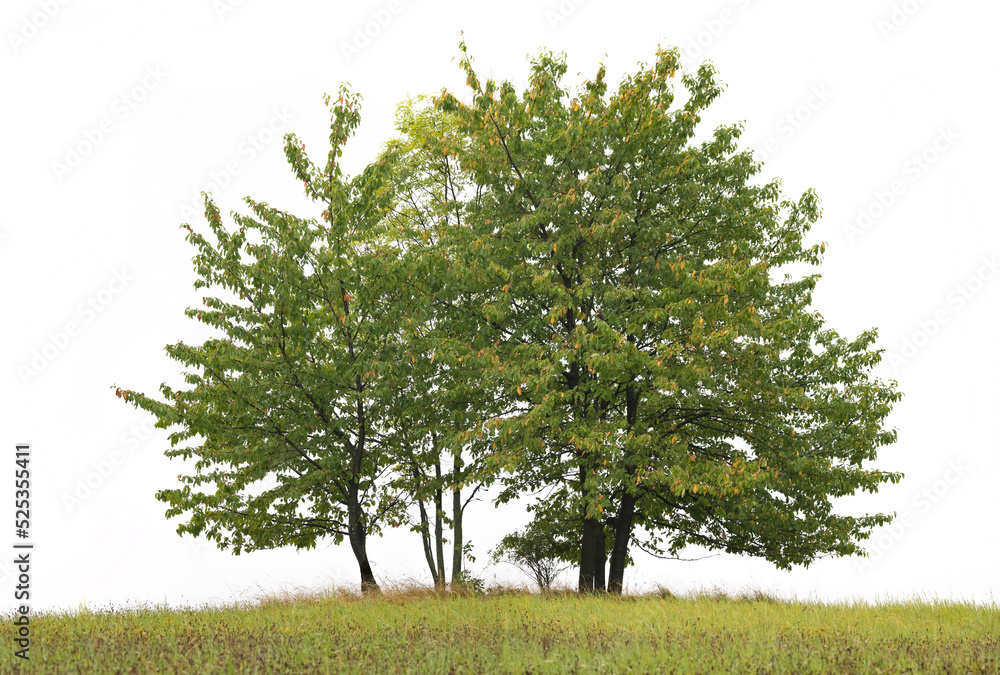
xmin=377 ymin=97 xmax=501 ymax=590
xmin=424 ymin=43 xmax=902 ymax=594
xmin=491 ymin=516 xmax=575 ymax=592
xmin=113 ymin=88 xmax=413 ymax=595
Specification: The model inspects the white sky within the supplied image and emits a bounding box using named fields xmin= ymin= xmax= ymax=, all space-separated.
xmin=2 ymin=0 xmax=997 ymax=613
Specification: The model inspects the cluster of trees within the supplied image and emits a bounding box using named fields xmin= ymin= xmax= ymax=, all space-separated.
xmin=114 ymin=43 xmax=902 ymax=595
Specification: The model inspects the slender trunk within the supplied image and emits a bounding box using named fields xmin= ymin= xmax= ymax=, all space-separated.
xmin=412 ymin=456 xmax=441 ymax=587
xmin=434 ymin=460 xmax=446 ymax=589
xmin=348 ymin=489 xmax=380 ymax=595
xmin=349 ymin=376 xmax=379 ymax=594
xmin=417 ymin=498 xmax=440 ymax=587
xmin=451 ymin=450 xmax=463 ymax=587
xmin=606 ymin=383 xmax=640 ymax=595
xmin=593 ymin=519 xmax=606 ymax=592
xmin=607 ymin=492 xmax=635 ymax=594
xmin=578 ymin=466 xmax=599 ymax=594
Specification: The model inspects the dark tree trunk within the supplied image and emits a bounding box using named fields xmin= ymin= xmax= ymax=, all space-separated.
xmin=434 ymin=460 xmax=446 ymax=589
xmin=348 ymin=492 xmax=380 ymax=595
xmin=577 ymin=464 xmax=594 ymax=593
xmin=451 ymin=465 xmax=463 ymax=587
xmin=417 ymin=497 xmax=440 ymax=587
xmin=593 ymin=519 xmax=607 ymax=593
xmin=578 ymin=511 xmax=600 ymax=593
xmin=355 ymin=543 xmax=379 ymax=595
xmin=350 ymin=385 xmax=379 ymax=595
xmin=606 ymin=383 xmax=639 ymax=595
xmin=607 ymin=491 xmax=636 ymax=594
xmin=412 ymin=456 xmax=441 ymax=587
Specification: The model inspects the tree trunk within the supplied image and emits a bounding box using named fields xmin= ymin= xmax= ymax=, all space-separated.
xmin=578 ymin=512 xmax=599 ymax=593
xmin=417 ymin=497 xmax=441 ymax=587
xmin=593 ymin=519 xmax=607 ymax=593
xmin=412 ymin=455 xmax=441 ymax=587
xmin=451 ymin=473 xmax=463 ymax=587
xmin=606 ymin=383 xmax=639 ymax=595
xmin=348 ymin=492 xmax=380 ymax=595
xmin=607 ymin=491 xmax=635 ymax=595
xmin=434 ymin=460 xmax=446 ymax=589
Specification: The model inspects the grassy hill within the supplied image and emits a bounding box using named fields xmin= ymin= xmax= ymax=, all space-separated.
xmin=4 ymin=587 xmax=997 ymax=673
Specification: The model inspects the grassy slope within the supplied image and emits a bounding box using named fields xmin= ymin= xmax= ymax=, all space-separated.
xmin=3 ymin=589 xmax=997 ymax=674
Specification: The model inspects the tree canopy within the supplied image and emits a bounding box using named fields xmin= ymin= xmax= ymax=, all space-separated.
xmin=404 ymin=42 xmax=902 ymax=592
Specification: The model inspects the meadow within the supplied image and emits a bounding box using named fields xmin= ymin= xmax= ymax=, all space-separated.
xmin=3 ymin=586 xmax=997 ymax=674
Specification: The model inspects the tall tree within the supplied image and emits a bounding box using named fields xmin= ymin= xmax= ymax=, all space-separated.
xmin=113 ymin=88 xmax=414 ymax=594
xmin=377 ymin=98 xmax=504 ymax=590
xmin=427 ymin=43 xmax=903 ymax=593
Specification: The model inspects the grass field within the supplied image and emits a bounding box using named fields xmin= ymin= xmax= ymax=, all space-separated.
xmin=3 ymin=586 xmax=997 ymax=674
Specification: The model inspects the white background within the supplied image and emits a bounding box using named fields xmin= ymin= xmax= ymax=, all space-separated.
xmin=2 ymin=0 xmax=997 ymax=614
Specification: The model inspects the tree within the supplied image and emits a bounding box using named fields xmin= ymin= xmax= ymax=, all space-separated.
xmin=112 ymin=88 xmax=415 ymax=595
xmin=423 ymin=43 xmax=903 ymax=594
xmin=491 ymin=516 xmax=575 ymax=592
xmin=377 ymin=97 xmax=511 ymax=590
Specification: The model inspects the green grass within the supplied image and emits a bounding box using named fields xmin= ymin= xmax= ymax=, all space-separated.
xmin=3 ymin=586 xmax=997 ymax=674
